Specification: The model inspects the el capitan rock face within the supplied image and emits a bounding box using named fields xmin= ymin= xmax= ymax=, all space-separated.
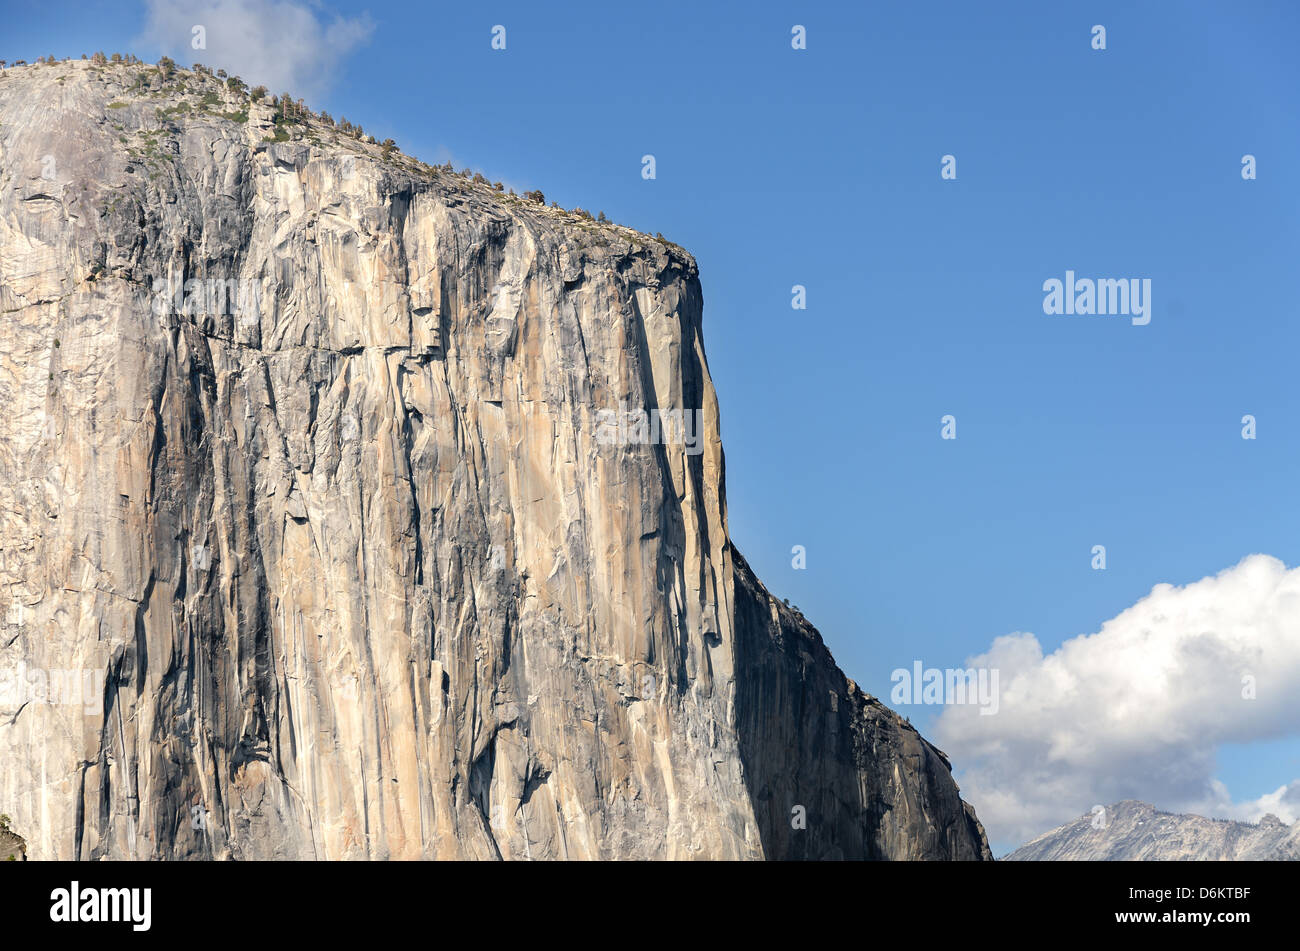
xmin=1006 ymin=801 xmax=1299 ymax=861
xmin=0 ymin=59 xmax=989 ymax=860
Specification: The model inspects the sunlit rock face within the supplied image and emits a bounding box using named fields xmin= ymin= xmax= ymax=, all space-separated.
xmin=0 ymin=60 xmax=990 ymax=861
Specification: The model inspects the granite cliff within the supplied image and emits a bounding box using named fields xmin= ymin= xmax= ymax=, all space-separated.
xmin=0 ymin=58 xmax=990 ymax=860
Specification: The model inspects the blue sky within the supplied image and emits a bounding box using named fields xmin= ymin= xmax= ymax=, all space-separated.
xmin=6 ymin=0 xmax=1300 ymax=853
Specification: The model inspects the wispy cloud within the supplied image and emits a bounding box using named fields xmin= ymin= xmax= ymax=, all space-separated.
xmin=934 ymin=554 xmax=1300 ymax=847
xmin=138 ymin=0 xmax=373 ymax=99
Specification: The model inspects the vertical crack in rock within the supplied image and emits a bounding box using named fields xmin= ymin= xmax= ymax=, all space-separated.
xmin=0 ymin=60 xmax=989 ymax=860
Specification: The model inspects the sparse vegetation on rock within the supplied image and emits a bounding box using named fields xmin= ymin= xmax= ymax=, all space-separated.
xmin=0 ymin=52 xmax=675 ymax=245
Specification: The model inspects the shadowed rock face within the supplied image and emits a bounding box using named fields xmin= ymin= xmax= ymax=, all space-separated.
xmin=0 ymin=59 xmax=989 ymax=860
xmin=1006 ymin=800 xmax=1300 ymax=861
xmin=732 ymin=551 xmax=990 ymax=859
xmin=0 ymin=823 xmax=25 ymax=861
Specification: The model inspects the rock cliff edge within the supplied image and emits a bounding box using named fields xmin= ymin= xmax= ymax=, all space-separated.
xmin=0 ymin=60 xmax=989 ymax=860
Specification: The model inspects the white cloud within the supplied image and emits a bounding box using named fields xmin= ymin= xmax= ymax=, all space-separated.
xmin=934 ymin=554 xmax=1300 ymax=848
xmin=1202 ymin=776 xmax=1300 ymax=823
xmin=138 ymin=0 xmax=373 ymax=99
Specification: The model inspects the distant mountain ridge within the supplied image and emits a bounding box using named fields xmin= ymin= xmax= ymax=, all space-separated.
xmin=1005 ymin=800 xmax=1300 ymax=860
